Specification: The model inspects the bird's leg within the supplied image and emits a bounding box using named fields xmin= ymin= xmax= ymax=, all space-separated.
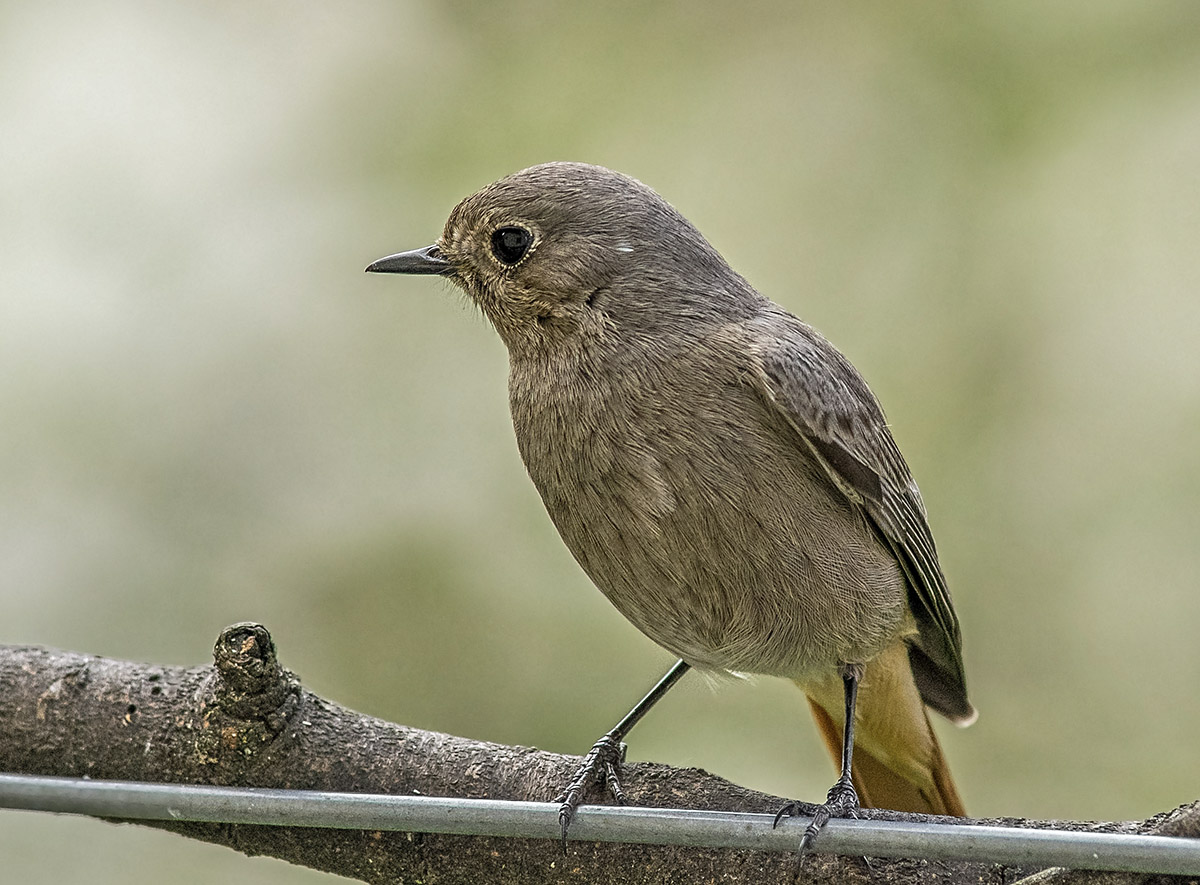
xmin=773 ymin=663 xmax=863 ymax=853
xmin=554 ymin=658 xmax=690 ymax=851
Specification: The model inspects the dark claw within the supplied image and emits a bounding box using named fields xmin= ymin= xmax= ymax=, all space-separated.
xmin=553 ymin=733 xmax=626 ymax=853
xmin=557 ymin=803 xmax=574 ymax=855
xmin=772 ymin=800 xmax=813 ymax=829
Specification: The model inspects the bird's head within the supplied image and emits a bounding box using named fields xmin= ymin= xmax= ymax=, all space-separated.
xmin=367 ymin=162 xmax=743 ymax=353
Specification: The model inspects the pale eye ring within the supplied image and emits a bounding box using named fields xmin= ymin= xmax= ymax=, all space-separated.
xmin=491 ymin=226 xmax=533 ymax=265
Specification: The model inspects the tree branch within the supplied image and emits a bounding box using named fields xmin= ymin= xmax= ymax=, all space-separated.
xmin=0 ymin=623 xmax=1192 ymax=884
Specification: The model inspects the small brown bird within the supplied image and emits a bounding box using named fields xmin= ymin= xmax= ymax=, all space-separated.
xmin=367 ymin=162 xmax=974 ymax=850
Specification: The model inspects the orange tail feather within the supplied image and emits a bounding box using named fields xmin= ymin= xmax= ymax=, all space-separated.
xmin=799 ymin=639 xmax=966 ymax=817
xmin=806 ymin=698 xmax=964 ymax=816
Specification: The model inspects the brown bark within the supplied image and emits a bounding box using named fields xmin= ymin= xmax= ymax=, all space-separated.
xmin=0 ymin=623 xmax=1194 ymax=884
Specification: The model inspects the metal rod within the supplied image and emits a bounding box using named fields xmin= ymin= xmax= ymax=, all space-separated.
xmin=0 ymin=773 xmax=1197 ymax=875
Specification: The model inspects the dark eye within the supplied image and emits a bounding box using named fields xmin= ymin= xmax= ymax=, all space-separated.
xmin=490 ymin=226 xmax=533 ymax=266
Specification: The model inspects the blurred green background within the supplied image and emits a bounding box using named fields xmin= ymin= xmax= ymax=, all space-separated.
xmin=3 ymin=1 xmax=1200 ymax=881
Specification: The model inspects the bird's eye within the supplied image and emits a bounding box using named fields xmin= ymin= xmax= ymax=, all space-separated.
xmin=491 ymin=226 xmax=533 ymax=266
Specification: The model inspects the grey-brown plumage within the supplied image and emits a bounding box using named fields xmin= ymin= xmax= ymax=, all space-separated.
xmin=368 ymin=162 xmax=974 ymax=837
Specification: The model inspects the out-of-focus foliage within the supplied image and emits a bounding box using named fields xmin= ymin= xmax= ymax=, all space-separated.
xmin=3 ymin=2 xmax=1200 ymax=881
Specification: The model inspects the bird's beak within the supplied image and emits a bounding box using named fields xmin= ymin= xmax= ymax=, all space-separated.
xmin=365 ymin=244 xmax=453 ymax=276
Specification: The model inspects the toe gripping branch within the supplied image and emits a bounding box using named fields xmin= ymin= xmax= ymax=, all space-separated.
xmin=552 ymin=658 xmax=690 ymax=853
xmin=554 ymin=732 xmax=627 ymax=852
xmin=773 ymin=662 xmax=863 ymax=854
xmin=774 ymin=775 xmax=859 ymax=854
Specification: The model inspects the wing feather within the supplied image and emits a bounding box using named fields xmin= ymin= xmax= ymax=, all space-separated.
xmin=746 ymin=312 xmax=973 ymax=722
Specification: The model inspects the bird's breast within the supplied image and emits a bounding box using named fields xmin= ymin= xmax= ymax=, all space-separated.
xmin=507 ymin=336 xmax=907 ymax=680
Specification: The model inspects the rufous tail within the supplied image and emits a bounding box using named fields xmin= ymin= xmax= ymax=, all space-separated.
xmin=798 ymin=639 xmax=966 ymax=817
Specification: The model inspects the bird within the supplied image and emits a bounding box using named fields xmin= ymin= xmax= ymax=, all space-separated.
xmin=366 ymin=162 xmax=974 ymax=852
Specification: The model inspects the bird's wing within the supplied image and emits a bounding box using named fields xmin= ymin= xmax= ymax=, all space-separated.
xmin=744 ymin=312 xmax=973 ymax=723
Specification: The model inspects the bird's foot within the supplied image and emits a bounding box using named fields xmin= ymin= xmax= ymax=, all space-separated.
xmin=552 ymin=732 xmax=627 ymax=853
xmin=773 ymin=775 xmax=858 ymax=854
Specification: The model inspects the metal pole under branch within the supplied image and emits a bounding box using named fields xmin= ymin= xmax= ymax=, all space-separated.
xmin=0 ymin=773 xmax=1196 ymax=876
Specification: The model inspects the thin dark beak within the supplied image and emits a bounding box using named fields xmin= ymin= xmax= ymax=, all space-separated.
xmin=365 ymin=244 xmax=452 ymax=275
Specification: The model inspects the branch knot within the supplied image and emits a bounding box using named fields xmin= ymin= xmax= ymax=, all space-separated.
xmin=208 ymin=623 xmax=299 ymax=736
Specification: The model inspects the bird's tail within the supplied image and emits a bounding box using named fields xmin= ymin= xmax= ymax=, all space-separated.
xmin=798 ymin=639 xmax=967 ymax=817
